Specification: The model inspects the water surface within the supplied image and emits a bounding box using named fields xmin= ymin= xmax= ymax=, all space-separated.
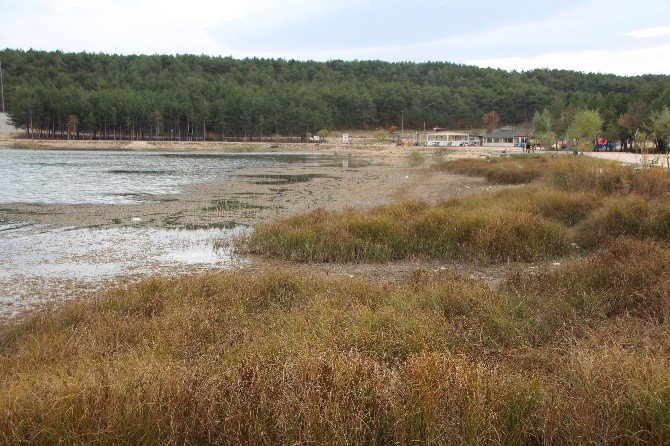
xmin=0 ymin=148 xmax=351 ymax=315
xmin=0 ymin=148 xmax=339 ymax=204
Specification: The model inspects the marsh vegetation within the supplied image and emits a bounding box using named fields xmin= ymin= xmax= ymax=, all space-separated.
xmin=2 ymin=155 xmax=670 ymax=444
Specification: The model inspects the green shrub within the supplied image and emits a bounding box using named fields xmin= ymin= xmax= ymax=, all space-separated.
xmin=373 ymin=130 xmax=388 ymax=141
xmin=408 ymin=150 xmax=426 ymax=166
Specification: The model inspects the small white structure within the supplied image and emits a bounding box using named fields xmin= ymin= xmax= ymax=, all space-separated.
xmin=342 ymin=133 xmax=350 ymax=144
xmin=426 ymin=131 xmax=471 ymax=147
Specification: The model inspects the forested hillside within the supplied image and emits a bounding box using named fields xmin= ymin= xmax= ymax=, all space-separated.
xmin=2 ymin=49 xmax=670 ymax=140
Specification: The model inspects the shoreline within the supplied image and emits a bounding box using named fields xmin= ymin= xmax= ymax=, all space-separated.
xmin=2 ymin=136 xmax=659 ymax=165
xmin=0 ymin=148 xmax=500 ymax=318
xmin=1 ymin=141 xmax=659 ymax=317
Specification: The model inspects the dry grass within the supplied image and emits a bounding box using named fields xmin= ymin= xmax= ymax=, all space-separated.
xmin=438 ymin=155 xmax=670 ymax=196
xmin=3 ymin=261 xmax=670 ymax=444
xmin=575 ymin=196 xmax=670 ymax=248
xmin=249 ymin=201 xmax=569 ymax=263
xmin=4 ymin=155 xmax=670 ymax=444
xmin=507 ymin=238 xmax=670 ymax=325
xmin=251 ymin=155 xmax=670 ymax=264
xmin=434 ymin=155 xmax=547 ymax=185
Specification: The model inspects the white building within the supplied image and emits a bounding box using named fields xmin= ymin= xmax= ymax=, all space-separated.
xmin=425 ymin=131 xmax=472 ymax=147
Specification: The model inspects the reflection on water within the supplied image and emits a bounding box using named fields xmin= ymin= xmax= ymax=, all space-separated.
xmin=0 ymin=225 xmax=248 ymax=282
xmin=0 ymin=149 xmax=348 ymax=204
xmin=0 ymin=148 xmax=372 ymax=314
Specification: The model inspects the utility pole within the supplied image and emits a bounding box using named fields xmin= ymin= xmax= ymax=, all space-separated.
xmin=401 ymin=109 xmax=404 ymax=138
xmin=0 ymin=57 xmax=5 ymax=113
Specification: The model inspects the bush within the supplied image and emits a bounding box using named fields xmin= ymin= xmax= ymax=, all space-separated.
xmin=435 ymin=157 xmax=546 ymax=185
xmin=408 ymin=150 xmax=426 ymax=166
xmin=5 ymin=267 xmax=670 ymax=443
xmin=529 ymin=187 xmax=602 ymax=226
xmin=438 ymin=155 xmax=670 ymax=196
xmin=546 ymin=157 xmax=670 ymax=195
xmin=373 ymin=130 xmax=388 ymax=141
xmin=575 ymin=195 xmax=650 ymax=248
xmin=573 ymin=196 xmax=670 ymax=249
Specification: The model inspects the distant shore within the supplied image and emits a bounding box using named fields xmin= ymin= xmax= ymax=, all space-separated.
xmin=2 ymin=135 xmax=659 ymax=167
xmin=0 ymin=135 xmax=521 ymax=162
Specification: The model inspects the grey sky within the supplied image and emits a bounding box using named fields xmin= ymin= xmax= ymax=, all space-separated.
xmin=1 ymin=0 xmax=669 ymax=75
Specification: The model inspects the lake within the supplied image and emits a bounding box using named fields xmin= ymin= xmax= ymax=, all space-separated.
xmin=0 ymin=149 xmax=337 ymax=205
xmin=0 ymin=148 xmax=347 ymax=316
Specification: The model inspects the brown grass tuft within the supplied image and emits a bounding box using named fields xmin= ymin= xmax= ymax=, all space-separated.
xmin=250 ymin=201 xmax=569 ymax=263
xmin=4 ymin=268 xmax=670 ymax=443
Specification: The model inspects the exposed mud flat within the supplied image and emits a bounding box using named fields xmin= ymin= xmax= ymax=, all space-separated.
xmin=1 ymin=147 xmax=502 ymax=318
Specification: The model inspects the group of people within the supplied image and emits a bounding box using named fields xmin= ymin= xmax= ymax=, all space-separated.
xmin=524 ymin=142 xmax=538 ymax=153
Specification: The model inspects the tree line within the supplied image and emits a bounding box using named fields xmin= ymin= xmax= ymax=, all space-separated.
xmin=2 ymin=49 xmax=670 ymax=143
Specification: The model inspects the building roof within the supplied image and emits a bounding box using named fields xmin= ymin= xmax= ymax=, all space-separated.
xmin=429 ymin=131 xmax=470 ymax=137
xmin=487 ymin=127 xmax=527 ymax=138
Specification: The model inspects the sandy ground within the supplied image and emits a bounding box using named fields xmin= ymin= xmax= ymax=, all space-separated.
xmin=0 ymin=135 xmax=526 ymax=161
xmin=587 ymin=151 xmax=670 ymax=167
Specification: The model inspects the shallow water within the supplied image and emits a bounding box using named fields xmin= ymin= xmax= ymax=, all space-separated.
xmin=0 ymin=223 xmax=250 ymax=317
xmin=0 ymin=148 xmax=339 ymax=204
xmin=0 ymin=148 xmax=356 ymax=314
xmin=0 ymin=224 xmax=247 ymax=281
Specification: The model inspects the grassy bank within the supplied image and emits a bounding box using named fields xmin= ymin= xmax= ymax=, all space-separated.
xmin=250 ymin=200 xmax=570 ymax=263
xmin=3 ymin=245 xmax=670 ymax=444
xmin=436 ymin=155 xmax=670 ymax=195
xmin=4 ymin=154 xmax=670 ymax=444
xmin=250 ymin=156 xmax=670 ymax=263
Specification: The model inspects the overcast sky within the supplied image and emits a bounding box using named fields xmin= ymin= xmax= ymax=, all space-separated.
xmin=1 ymin=0 xmax=669 ymax=76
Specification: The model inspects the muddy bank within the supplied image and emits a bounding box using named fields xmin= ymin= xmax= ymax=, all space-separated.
xmin=1 ymin=163 xmax=495 ymax=230
xmin=1 ymin=154 xmax=500 ymax=317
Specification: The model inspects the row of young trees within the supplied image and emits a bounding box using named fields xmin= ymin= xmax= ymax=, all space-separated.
xmin=2 ymin=49 xmax=670 ymax=141
xmin=531 ymin=102 xmax=670 ymax=152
